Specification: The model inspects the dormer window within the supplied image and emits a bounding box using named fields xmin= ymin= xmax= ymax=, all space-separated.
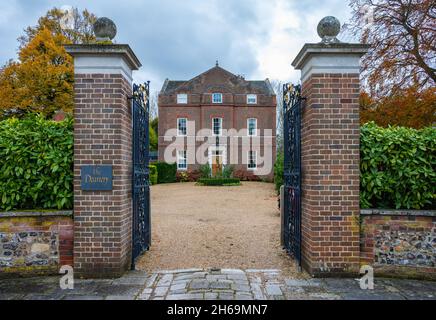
xmin=247 ymin=94 xmax=257 ymax=104
xmin=177 ymin=94 xmax=188 ymax=104
xmin=212 ymin=93 xmax=223 ymax=104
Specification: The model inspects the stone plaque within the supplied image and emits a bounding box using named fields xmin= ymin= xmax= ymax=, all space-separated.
xmin=81 ymin=165 xmax=113 ymax=191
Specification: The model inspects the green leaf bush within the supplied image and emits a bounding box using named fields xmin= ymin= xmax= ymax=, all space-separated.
xmin=155 ymin=162 xmax=177 ymax=184
xmin=197 ymin=178 xmax=241 ymax=186
xmin=149 ymin=165 xmax=158 ymax=185
xmin=360 ymin=122 xmax=435 ymax=209
xmin=0 ymin=116 xmax=73 ymax=211
xmin=274 ymin=152 xmax=284 ymax=193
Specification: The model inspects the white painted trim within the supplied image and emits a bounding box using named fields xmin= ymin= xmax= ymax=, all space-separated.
xmin=212 ymin=117 xmax=223 ymax=136
xmin=247 ymin=150 xmax=257 ymax=171
xmin=247 ymin=118 xmax=258 ymax=137
xmin=177 ymin=118 xmax=187 ymax=137
xmin=177 ymin=94 xmax=188 ymax=104
xmin=177 ymin=150 xmax=188 ymax=171
xmin=212 ymin=93 xmax=223 ymax=104
xmin=208 ymin=146 xmax=227 ymax=166
xmin=247 ymin=94 xmax=257 ymax=104
xmin=73 ymin=55 xmax=134 ymax=83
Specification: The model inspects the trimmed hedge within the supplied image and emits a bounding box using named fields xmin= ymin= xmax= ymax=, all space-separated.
xmin=149 ymin=165 xmax=158 ymax=185
xmin=155 ymin=162 xmax=177 ymax=184
xmin=0 ymin=116 xmax=73 ymax=211
xmin=360 ymin=122 xmax=435 ymax=210
xmin=197 ymin=178 xmax=241 ymax=186
xmin=274 ymin=152 xmax=284 ymax=192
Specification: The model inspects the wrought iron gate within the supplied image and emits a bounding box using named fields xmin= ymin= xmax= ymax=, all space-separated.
xmin=283 ymin=83 xmax=303 ymax=267
xmin=132 ymin=82 xmax=151 ymax=268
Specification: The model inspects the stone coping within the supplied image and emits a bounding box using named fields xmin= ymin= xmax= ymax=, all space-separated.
xmin=361 ymin=209 xmax=436 ymax=217
xmin=0 ymin=210 xmax=73 ymax=218
xmin=64 ymin=44 xmax=142 ymax=70
xmin=292 ymin=42 xmax=370 ymax=70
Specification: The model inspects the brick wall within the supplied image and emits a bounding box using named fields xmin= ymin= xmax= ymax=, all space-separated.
xmin=0 ymin=212 xmax=73 ymax=278
xmin=300 ymin=73 xmax=361 ymax=276
xmin=73 ymin=73 xmax=132 ymax=277
xmin=360 ymin=210 xmax=436 ymax=280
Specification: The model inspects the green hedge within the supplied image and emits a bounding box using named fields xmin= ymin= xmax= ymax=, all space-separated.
xmin=149 ymin=165 xmax=158 ymax=185
xmin=197 ymin=178 xmax=241 ymax=186
xmin=155 ymin=162 xmax=177 ymax=184
xmin=0 ymin=116 xmax=73 ymax=211
xmin=274 ymin=152 xmax=284 ymax=192
xmin=360 ymin=122 xmax=435 ymax=210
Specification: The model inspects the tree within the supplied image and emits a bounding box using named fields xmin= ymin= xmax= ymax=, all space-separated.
xmin=346 ymin=0 xmax=435 ymax=97
xmin=19 ymin=7 xmax=96 ymax=48
xmin=0 ymin=7 xmax=96 ymax=117
xmin=360 ymin=86 xmax=436 ymax=128
xmin=0 ymin=29 xmax=73 ymax=116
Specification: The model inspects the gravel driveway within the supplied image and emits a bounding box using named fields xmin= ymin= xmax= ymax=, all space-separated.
xmin=136 ymin=182 xmax=300 ymax=277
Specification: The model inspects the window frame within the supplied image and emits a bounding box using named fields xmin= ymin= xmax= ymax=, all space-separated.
xmin=177 ymin=93 xmax=188 ymax=104
xmin=247 ymin=94 xmax=257 ymax=105
xmin=247 ymin=150 xmax=257 ymax=170
xmin=247 ymin=118 xmax=257 ymax=137
xmin=212 ymin=93 xmax=223 ymax=104
xmin=177 ymin=118 xmax=187 ymax=137
xmin=212 ymin=117 xmax=223 ymax=136
xmin=177 ymin=150 xmax=187 ymax=171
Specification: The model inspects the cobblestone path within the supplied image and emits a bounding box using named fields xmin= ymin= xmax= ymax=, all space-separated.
xmin=1 ymin=269 xmax=435 ymax=300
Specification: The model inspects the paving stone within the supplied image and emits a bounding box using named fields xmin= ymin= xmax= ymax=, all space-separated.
xmin=206 ymin=275 xmax=228 ymax=281
xmin=235 ymin=293 xmax=254 ymax=300
xmin=190 ymin=279 xmax=210 ymax=290
xmin=112 ymin=276 xmax=147 ymax=286
xmin=251 ymin=284 xmax=266 ymax=300
xmin=209 ymin=281 xmax=232 ymax=290
xmin=154 ymin=286 xmax=169 ymax=297
xmin=265 ymin=284 xmax=282 ymax=296
xmin=105 ymin=295 xmax=136 ymax=300
xmin=145 ymin=274 xmax=158 ymax=287
xmin=63 ymin=295 xmax=105 ymax=300
xmin=157 ymin=274 xmax=173 ymax=286
xmin=205 ymin=292 xmax=218 ymax=300
xmin=137 ymin=293 xmax=151 ymax=300
xmin=227 ymin=274 xmax=248 ymax=281
xmin=218 ymin=293 xmax=234 ymax=300
xmin=170 ymin=282 xmax=187 ymax=291
xmin=159 ymin=269 xmax=202 ymax=274
xmin=231 ymin=283 xmax=250 ymax=292
xmin=166 ymin=293 xmax=204 ymax=300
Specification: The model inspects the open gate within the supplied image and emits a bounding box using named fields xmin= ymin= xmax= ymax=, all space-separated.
xmin=131 ymin=82 xmax=151 ymax=268
xmin=283 ymin=83 xmax=303 ymax=268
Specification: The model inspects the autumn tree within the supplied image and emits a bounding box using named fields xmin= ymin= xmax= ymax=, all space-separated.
xmin=360 ymin=86 xmax=435 ymax=128
xmin=346 ymin=0 xmax=435 ymax=97
xmin=0 ymin=7 xmax=96 ymax=117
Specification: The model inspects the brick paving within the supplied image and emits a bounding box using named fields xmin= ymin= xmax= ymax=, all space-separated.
xmin=0 ymin=269 xmax=435 ymax=300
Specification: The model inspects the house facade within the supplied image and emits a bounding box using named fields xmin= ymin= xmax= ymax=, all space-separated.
xmin=158 ymin=64 xmax=276 ymax=180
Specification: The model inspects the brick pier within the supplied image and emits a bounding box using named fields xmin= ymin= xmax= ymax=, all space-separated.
xmin=66 ymin=45 xmax=142 ymax=277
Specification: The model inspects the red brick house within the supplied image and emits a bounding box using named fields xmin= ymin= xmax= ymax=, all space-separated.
xmin=158 ymin=63 xmax=276 ymax=180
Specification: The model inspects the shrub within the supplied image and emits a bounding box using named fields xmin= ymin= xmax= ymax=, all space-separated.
xmin=197 ymin=178 xmax=241 ymax=186
xmin=149 ymin=165 xmax=158 ymax=185
xmin=178 ymin=171 xmax=189 ymax=182
xmin=360 ymin=122 xmax=435 ymax=209
xmin=155 ymin=162 xmax=177 ymax=184
xmin=0 ymin=116 xmax=73 ymax=211
xmin=274 ymin=152 xmax=284 ymax=193
xmin=200 ymin=164 xmax=212 ymax=178
xmin=222 ymin=165 xmax=235 ymax=178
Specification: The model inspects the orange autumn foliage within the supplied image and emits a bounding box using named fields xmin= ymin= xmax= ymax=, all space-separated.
xmin=360 ymin=86 xmax=436 ymax=129
xmin=0 ymin=29 xmax=74 ymax=116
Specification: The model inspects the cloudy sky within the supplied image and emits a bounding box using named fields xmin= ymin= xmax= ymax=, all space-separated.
xmin=0 ymin=0 xmax=352 ymax=93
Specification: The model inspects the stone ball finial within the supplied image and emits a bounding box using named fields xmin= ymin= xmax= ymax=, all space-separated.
xmin=93 ymin=17 xmax=117 ymax=42
xmin=317 ymin=16 xmax=341 ymax=44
